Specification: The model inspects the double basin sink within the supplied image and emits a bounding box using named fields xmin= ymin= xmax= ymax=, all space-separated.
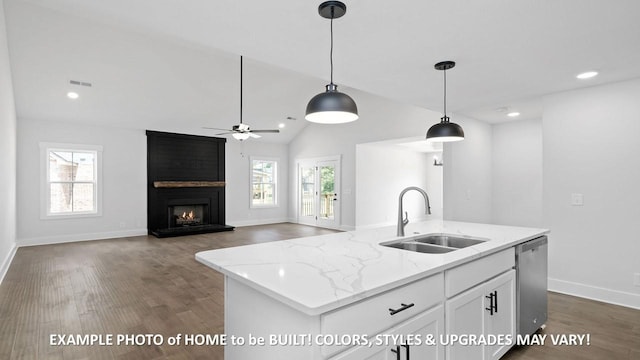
xmin=381 ymin=234 xmax=487 ymax=254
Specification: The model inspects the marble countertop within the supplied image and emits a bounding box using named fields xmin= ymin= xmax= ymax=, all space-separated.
xmin=195 ymin=220 xmax=548 ymax=315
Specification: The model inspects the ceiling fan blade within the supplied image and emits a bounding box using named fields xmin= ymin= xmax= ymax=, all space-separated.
xmin=250 ymin=129 xmax=280 ymax=133
xmin=215 ymin=132 xmax=235 ymax=135
xmin=248 ymin=133 xmax=262 ymax=139
xmin=203 ymin=126 xmax=233 ymax=132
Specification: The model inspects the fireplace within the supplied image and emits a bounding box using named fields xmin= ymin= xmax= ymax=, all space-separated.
xmin=168 ymin=199 xmax=209 ymax=228
xmin=147 ymin=131 xmax=234 ymax=238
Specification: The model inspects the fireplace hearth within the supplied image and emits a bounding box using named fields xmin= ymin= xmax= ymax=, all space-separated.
xmin=147 ymin=131 xmax=234 ymax=238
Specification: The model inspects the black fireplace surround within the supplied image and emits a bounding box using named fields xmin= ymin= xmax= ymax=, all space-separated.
xmin=146 ymin=131 xmax=234 ymax=237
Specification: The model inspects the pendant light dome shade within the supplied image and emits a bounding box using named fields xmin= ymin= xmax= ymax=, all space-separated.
xmin=306 ymin=84 xmax=358 ymax=124
xmin=426 ymin=60 xmax=464 ymax=142
xmin=305 ymin=1 xmax=358 ymax=124
xmin=426 ymin=119 xmax=464 ymax=142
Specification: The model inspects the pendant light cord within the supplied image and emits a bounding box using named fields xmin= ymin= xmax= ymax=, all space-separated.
xmin=330 ymin=8 xmax=334 ymax=84
xmin=443 ymin=68 xmax=448 ymax=122
xmin=240 ymin=55 xmax=243 ymax=124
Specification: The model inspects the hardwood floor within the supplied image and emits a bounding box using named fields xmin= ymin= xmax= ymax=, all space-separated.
xmin=502 ymin=292 xmax=640 ymax=360
xmin=0 ymin=223 xmax=339 ymax=360
xmin=0 ymin=223 xmax=638 ymax=359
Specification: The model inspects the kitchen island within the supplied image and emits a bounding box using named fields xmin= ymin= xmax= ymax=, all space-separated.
xmin=196 ymin=220 xmax=548 ymax=359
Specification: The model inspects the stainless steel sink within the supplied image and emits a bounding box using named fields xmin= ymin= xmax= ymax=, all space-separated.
xmin=385 ymin=241 xmax=456 ymax=254
xmin=413 ymin=235 xmax=486 ymax=248
xmin=381 ymin=234 xmax=487 ymax=254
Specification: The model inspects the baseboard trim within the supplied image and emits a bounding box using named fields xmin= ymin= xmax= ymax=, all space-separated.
xmin=18 ymin=229 xmax=148 ymax=247
xmin=283 ymin=218 xmax=352 ymax=232
xmin=228 ymin=218 xmax=290 ymax=227
xmin=548 ymin=277 xmax=640 ymax=310
xmin=0 ymin=243 xmax=18 ymax=285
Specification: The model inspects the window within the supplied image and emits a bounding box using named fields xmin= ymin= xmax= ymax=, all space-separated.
xmin=41 ymin=143 xmax=102 ymax=218
xmin=251 ymin=157 xmax=277 ymax=207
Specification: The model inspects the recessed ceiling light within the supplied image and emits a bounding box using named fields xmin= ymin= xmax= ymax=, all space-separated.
xmin=507 ymin=112 xmax=520 ymax=117
xmin=67 ymin=92 xmax=79 ymax=99
xmin=576 ymin=71 xmax=598 ymax=79
xmin=278 ymin=123 xmax=285 ymax=128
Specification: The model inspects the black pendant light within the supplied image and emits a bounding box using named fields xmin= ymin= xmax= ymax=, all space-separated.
xmin=426 ymin=61 xmax=464 ymax=142
xmin=305 ymin=1 xmax=358 ymax=124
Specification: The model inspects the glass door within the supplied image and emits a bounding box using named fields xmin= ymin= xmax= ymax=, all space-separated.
xmin=298 ymin=161 xmax=317 ymax=225
xmin=297 ymin=157 xmax=341 ymax=229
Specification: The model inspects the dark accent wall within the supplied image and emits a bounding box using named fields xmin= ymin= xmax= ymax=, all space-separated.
xmin=146 ymin=130 xmax=232 ymax=237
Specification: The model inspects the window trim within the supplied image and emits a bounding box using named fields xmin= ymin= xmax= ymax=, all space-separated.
xmin=250 ymin=156 xmax=279 ymax=209
xmin=40 ymin=142 xmax=103 ymax=219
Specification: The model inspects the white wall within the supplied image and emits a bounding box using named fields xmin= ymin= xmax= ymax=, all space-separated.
xmin=543 ymin=78 xmax=640 ymax=309
xmin=17 ymin=118 xmax=147 ymax=245
xmin=443 ymin=115 xmax=493 ymax=223
xmin=491 ymin=119 xmax=543 ymax=227
xmin=0 ymin=0 xmax=17 ymax=282
xmin=225 ymin=140 xmax=289 ymax=226
xmin=288 ymin=88 xmax=442 ymax=229
xmin=356 ymin=143 xmax=442 ymax=228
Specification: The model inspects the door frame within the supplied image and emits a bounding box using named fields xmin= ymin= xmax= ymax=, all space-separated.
xmin=295 ymin=155 xmax=342 ymax=230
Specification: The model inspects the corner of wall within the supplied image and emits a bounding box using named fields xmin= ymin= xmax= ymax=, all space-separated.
xmin=0 ymin=243 xmax=17 ymax=285
xmin=0 ymin=0 xmax=18 ymax=287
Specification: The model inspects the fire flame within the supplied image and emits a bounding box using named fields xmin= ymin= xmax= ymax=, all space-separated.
xmin=180 ymin=210 xmax=195 ymax=220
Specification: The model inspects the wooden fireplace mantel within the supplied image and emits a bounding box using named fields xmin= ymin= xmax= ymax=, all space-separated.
xmin=153 ymin=181 xmax=226 ymax=188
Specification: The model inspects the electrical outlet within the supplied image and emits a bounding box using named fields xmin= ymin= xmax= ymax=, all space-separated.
xmin=571 ymin=193 xmax=584 ymax=206
xmin=119 ymin=221 xmax=126 ymax=228
xmin=634 ymin=273 xmax=640 ymax=287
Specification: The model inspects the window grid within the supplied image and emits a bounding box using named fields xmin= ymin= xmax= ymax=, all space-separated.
xmin=45 ymin=147 xmax=100 ymax=216
xmin=251 ymin=158 xmax=277 ymax=207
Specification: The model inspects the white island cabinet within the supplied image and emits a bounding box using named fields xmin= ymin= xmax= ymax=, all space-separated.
xmin=196 ymin=220 xmax=548 ymax=360
xmin=225 ymin=273 xmax=444 ymax=359
xmin=445 ymin=249 xmax=516 ymax=360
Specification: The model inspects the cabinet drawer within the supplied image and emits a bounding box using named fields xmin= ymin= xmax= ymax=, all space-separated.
xmin=321 ymin=273 xmax=443 ymax=357
xmin=445 ymin=248 xmax=514 ymax=298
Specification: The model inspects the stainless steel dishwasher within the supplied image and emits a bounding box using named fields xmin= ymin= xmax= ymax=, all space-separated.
xmin=516 ymin=235 xmax=548 ymax=336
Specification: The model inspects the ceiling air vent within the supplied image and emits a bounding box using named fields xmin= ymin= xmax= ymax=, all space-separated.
xmin=69 ymin=80 xmax=92 ymax=87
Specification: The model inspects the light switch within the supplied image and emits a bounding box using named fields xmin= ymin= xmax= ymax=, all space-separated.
xmin=571 ymin=193 xmax=584 ymax=206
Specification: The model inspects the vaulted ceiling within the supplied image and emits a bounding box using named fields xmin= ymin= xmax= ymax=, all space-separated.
xmin=6 ymin=0 xmax=640 ymax=143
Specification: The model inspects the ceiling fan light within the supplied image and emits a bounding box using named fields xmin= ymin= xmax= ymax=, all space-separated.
xmin=232 ymin=132 xmax=251 ymax=141
xmin=305 ymin=84 xmax=358 ymax=124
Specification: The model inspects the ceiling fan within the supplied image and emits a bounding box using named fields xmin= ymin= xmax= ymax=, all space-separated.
xmin=204 ymin=55 xmax=280 ymax=141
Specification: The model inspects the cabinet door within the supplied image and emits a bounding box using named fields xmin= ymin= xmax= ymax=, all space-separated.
xmin=331 ymin=305 xmax=444 ymax=360
xmin=484 ymin=270 xmax=516 ymax=360
xmin=403 ymin=304 xmax=445 ymax=360
xmin=445 ymin=284 xmax=486 ymax=360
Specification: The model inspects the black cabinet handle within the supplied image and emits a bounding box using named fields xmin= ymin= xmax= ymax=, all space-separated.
xmin=494 ymin=290 xmax=498 ymax=313
xmin=390 ymin=345 xmax=400 ymax=360
xmin=389 ymin=303 xmax=415 ymax=315
xmin=485 ymin=291 xmax=498 ymax=315
xmin=402 ymin=344 xmax=410 ymax=360
xmin=485 ymin=293 xmax=494 ymax=315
